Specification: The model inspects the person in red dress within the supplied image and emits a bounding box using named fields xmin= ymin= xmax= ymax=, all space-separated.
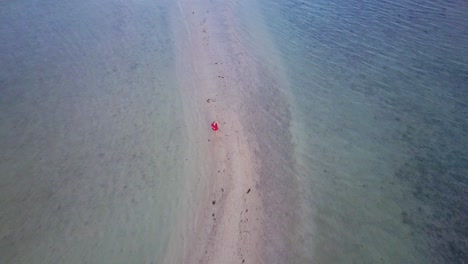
xmin=211 ymin=121 xmax=219 ymax=136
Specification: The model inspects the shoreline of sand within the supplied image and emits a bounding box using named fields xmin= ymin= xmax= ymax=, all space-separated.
xmin=168 ymin=1 xmax=268 ymax=263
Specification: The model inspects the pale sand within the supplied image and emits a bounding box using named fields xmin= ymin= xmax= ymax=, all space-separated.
xmin=168 ymin=0 xmax=273 ymax=263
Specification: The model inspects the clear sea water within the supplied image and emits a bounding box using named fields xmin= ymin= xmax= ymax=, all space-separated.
xmin=1 ymin=0 xmax=466 ymax=263
xmin=0 ymin=1 xmax=194 ymax=263
xmin=236 ymin=0 xmax=467 ymax=263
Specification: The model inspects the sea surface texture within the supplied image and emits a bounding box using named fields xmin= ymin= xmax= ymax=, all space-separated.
xmin=1 ymin=0 xmax=467 ymax=263
xmin=0 ymin=1 xmax=194 ymax=263
xmin=248 ymin=0 xmax=467 ymax=263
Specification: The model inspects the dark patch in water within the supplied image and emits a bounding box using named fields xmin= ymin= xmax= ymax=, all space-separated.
xmin=395 ymin=128 xmax=468 ymax=263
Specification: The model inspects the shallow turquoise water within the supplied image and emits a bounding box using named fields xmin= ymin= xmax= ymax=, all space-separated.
xmin=0 ymin=1 xmax=191 ymax=263
xmin=250 ymin=0 xmax=467 ymax=262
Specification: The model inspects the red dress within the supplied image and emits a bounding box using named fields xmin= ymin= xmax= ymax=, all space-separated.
xmin=211 ymin=122 xmax=219 ymax=131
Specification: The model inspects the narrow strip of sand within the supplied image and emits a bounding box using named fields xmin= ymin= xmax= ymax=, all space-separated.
xmin=170 ymin=0 xmax=268 ymax=263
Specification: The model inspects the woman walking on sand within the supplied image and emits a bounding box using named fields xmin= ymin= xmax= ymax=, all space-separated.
xmin=211 ymin=121 xmax=219 ymax=136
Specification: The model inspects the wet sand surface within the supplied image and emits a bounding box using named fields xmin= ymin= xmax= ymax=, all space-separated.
xmin=172 ymin=1 xmax=267 ymax=263
xmin=171 ymin=0 xmax=298 ymax=263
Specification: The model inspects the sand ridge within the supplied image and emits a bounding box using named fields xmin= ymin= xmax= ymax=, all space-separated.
xmin=172 ymin=0 xmax=266 ymax=263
